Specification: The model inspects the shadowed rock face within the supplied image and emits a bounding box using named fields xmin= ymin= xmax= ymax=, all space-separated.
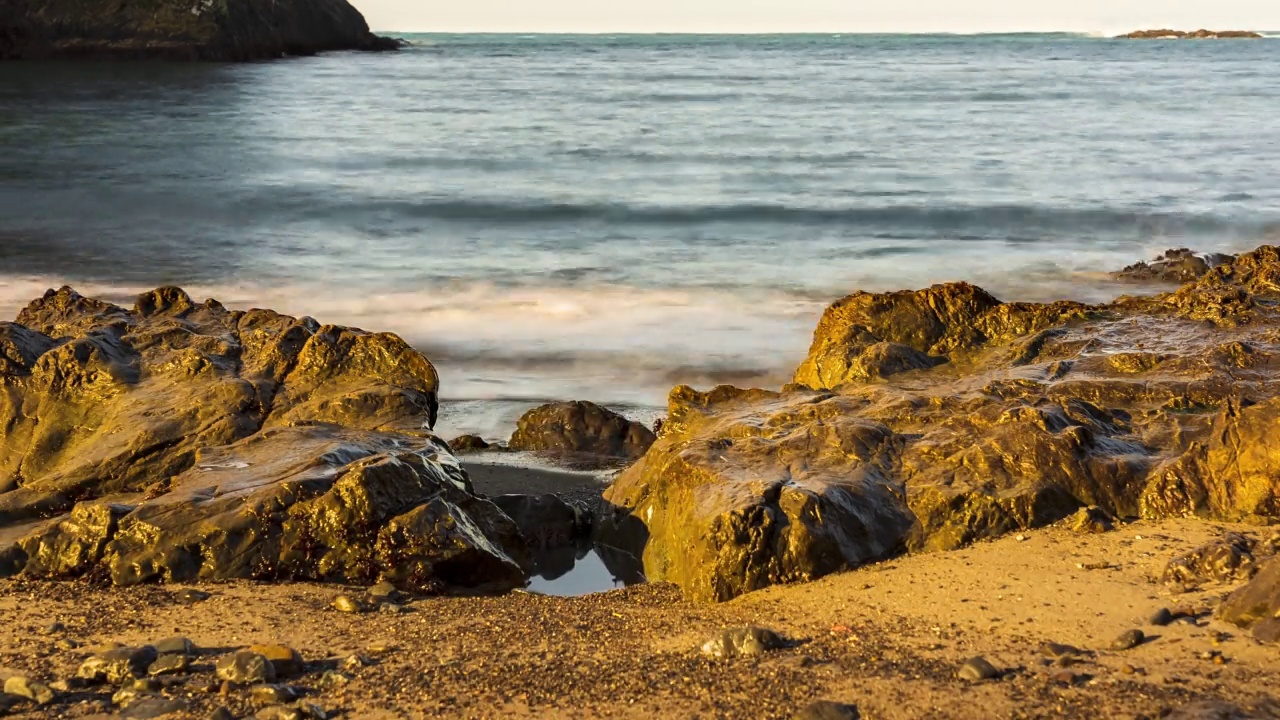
xmin=0 ymin=286 xmax=529 ymax=593
xmin=606 ymin=246 xmax=1280 ymax=601
xmin=1219 ymin=557 xmax=1280 ymax=643
xmin=0 ymin=0 xmax=400 ymax=61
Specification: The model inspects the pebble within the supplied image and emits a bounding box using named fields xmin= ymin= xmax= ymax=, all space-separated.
xmin=210 ymin=707 xmax=236 ymax=720
xmin=3 ymin=675 xmax=56 ymax=705
xmin=1148 ymin=608 xmax=1174 ymax=626
xmin=793 ymin=700 xmax=861 ymax=720
xmin=958 ymin=656 xmax=1000 ymax=682
xmin=154 ymin=637 xmax=197 ymax=657
xmin=699 ymin=626 xmax=788 ymax=659
xmin=175 ymin=589 xmax=211 ymax=604
xmin=251 ymin=684 xmax=300 ymax=706
xmin=1110 ymin=629 xmax=1146 ymax=651
xmin=341 ymin=654 xmax=374 ymax=672
xmin=216 ymin=651 xmax=277 ymax=685
xmin=331 ymin=595 xmax=369 ymax=614
xmin=317 ymin=671 xmax=350 ymax=689
xmin=247 ymin=645 xmax=304 ymax=678
xmin=1049 ymin=670 xmax=1082 ymax=686
xmin=148 ymin=654 xmax=191 ymax=676
xmin=1040 ymin=642 xmax=1086 ymax=659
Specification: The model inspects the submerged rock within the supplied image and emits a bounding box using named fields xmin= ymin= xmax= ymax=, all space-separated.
xmin=0 ymin=286 xmax=529 ymax=595
xmin=508 ymin=401 xmax=655 ymax=466
xmin=605 ymin=246 xmax=1280 ymax=601
xmin=1114 ymin=248 xmax=1234 ymax=284
xmin=1 ymin=0 xmax=401 ymax=61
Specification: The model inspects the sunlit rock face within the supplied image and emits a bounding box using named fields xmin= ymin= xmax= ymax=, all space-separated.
xmin=605 ymin=246 xmax=1280 ymax=602
xmin=0 ymin=286 xmax=528 ymax=593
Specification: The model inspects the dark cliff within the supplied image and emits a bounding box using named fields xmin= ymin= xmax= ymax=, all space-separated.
xmin=0 ymin=0 xmax=400 ymax=60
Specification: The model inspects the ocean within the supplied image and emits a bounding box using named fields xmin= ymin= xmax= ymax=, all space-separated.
xmin=2 ymin=33 xmax=1278 ymax=441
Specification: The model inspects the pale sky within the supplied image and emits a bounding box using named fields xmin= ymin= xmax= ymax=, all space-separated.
xmin=363 ymin=0 xmax=1279 ymax=34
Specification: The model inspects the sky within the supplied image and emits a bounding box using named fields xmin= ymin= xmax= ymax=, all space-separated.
xmin=362 ymin=0 xmax=1280 ymax=34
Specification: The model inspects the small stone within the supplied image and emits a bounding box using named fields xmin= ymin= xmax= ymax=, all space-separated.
xmin=1120 ymin=664 xmax=1136 ymax=675
xmin=1110 ymin=629 xmax=1145 ymax=651
xmin=4 ymin=676 xmax=56 ymax=705
xmin=700 ymin=626 xmax=787 ymax=659
xmin=317 ymin=671 xmax=350 ymax=690
xmin=1069 ymin=506 xmax=1116 ymax=534
xmin=121 ymin=697 xmax=189 ymax=719
xmin=341 ymin=654 xmax=374 ymax=672
xmin=365 ymin=641 xmax=395 ymax=655
xmin=216 ymin=651 xmax=276 ymax=685
xmin=251 ymin=684 xmax=300 ymax=706
xmin=210 ymin=707 xmax=237 ymax=720
xmin=42 ymin=621 xmax=66 ymax=635
xmin=1015 ymin=534 xmax=1028 ymax=542
xmin=1040 ymin=642 xmax=1086 ymax=659
xmin=154 ymin=637 xmax=197 ymax=657
xmin=246 ymin=645 xmax=304 ymax=678
xmin=113 ymin=686 xmax=150 ymax=707
xmin=1148 ymin=608 xmax=1174 ymax=626
xmin=793 ymin=700 xmax=861 ymax=720
xmin=255 ymin=706 xmax=303 ymax=720
xmin=958 ymin=656 xmax=1000 ymax=682
xmin=379 ymin=602 xmax=408 ymax=614
xmin=78 ymin=645 xmax=160 ymax=684
xmin=175 ymin=589 xmax=211 ymax=604
xmin=366 ymin=582 xmax=401 ymax=603
xmin=148 ymin=654 xmax=190 ymax=676
xmin=295 ymin=702 xmax=328 ymax=720
xmin=331 ymin=595 xmax=369 ymax=614
xmin=55 ymin=638 xmax=80 ymax=651
xmin=1050 ymin=670 xmax=1081 ymax=685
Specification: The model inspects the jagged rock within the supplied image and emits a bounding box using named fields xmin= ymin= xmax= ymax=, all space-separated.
xmin=1218 ymin=556 xmax=1280 ymax=643
xmin=1164 ymin=534 xmax=1258 ymax=585
xmin=77 ymin=645 xmax=158 ymax=684
xmin=246 ymin=646 xmax=303 ymax=678
xmin=605 ymin=247 xmax=1280 ymax=601
xmin=153 ymin=637 xmax=197 ymax=657
xmin=147 ymin=654 xmax=190 ymax=676
xmin=0 ymin=0 xmax=400 ymax=61
xmin=0 ymin=286 xmax=530 ymax=595
xmin=447 ymin=435 xmax=492 ymax=454
xmin=508 ymin=401 xmax=655 ymax=465
xmin=1114 ymin=248 xmax=1234 ymax=284
xmin=1069 ymin=506 xmax=1116 ymax=534
xmin=216 ymin=651 xmax=275 ymax=685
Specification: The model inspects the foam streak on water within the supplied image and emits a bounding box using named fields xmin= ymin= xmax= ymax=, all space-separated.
xmin=2 ymin=34 xmax=1279 ymax=437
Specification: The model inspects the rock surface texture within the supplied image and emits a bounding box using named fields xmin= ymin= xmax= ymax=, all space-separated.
xmin=604 ymin=246 xmax=1280 ymax=601
xmin=0 ymin=287 xmax=529 ymax=593
xmin=0 ymin=0 xmax=399 ymax=61
xmin=508 ymin=400 xmax=656 ymax=467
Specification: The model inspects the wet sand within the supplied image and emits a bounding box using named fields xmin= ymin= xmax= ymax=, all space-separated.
xmin=2 ymin=518 xmax=1277 ymax=719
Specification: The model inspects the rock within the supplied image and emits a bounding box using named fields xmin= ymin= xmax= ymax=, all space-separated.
xmin=175 ymin=589 xmax=211 ymax=604
xmin=251 ymin=685 xmax=300 ymax=706
xmin=332 ymin=595 xmax=370 ymax=614
xmin=1040 ymin=642 xmax=1087 ymax=660
xmin=508 ymin=400 xmax=655 ymax=465
xmin=0 ymin=287 xmax=530 ymax=596
xmin=120 ymin=698 xmax=188 ymax=719
xmin=342 ymin=654 xmax=374 ymax=673
xmin=216 ymin=651 xmax=276 ymax=685
xmin=256 ymin=703 xmax=326 ymax=720
xmin=3 ymin=675 xmax=55 ymax=704
xmin=491 ymin=493 xmax=593 ymax=557
xmin=1118 ymin=29 xmax=1264 ymax=39
xmin=77 ymin=645 xmax=159 ymax=684
xmin=1164 ymin=701 xmax=1258 ymax=719
xmin=153 ymin=637 xmax=197 ymax=657
xmin=1049 ymin=670 xmax=1083 ymax=685
xmin=147 ymin=654 xmax=190 ymax=676
xmin=366 ymin=582 xmax=401 ymax=604
xmin=699 ymin=626 xmax=787 ymax=659
xmin=1068 ymin=506 xmax=1116 ymax=534
xmin=0 ymin=0 xmax=400 ymax=61
xmin=1163 ymin=534 xmax=1258 ymax=585
xmin=958 ymin=656 xmax=1000 ymax=682
xmin=317 ymin=671 xmax=350 ymax=689
xmin=246 ymin=646 xmax=303 ymax=678
xmin=447 ymin=435 xmax=491 ymax=454
xmin=1114 ymin=249 xmax=1234 ymax=284
xmin=1217 ymin=556 xmax=1280 ymax=642
xmin=211 ymin=708 xmax=236 ymax=720
xmin=1110 ymin=629 xmax=1145 ymax=651
xmin=794 ymin=701 xmax=861 ymax=720
xmin=1149 ymin=608 xmax=1175 ymax=626
xmin=603 ymin=247 xmax=1280 ymax=601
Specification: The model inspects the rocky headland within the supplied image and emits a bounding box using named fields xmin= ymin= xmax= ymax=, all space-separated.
xmin=3 ymin=247 xmax=1280 ymax=717
xmin=1118 ymin=29 xmax=1264 ymax=39
xmin=0 ymin=0 xmax=399 ymax=61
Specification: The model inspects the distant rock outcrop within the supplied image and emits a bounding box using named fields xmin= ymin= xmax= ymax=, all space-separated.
xmin=0 ymin=0 xmax=400 ymax=60
xmin=1118 ymin=29 xmax=1263 ymax=39
xmin=509 ymin=401 xmax=656 ymax=468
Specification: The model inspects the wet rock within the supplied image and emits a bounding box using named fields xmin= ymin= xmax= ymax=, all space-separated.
xmin=508 ymin=400 xmax=655 ymax=465
xmin=958 ymin=656 xmax=1000 ymax=682
xmin=3 ymin=675 xmax=55 ymax=705
xmin=1114 ymin=249 xmax=1233 ymax=284
xmin=447 ymin=435 xmax=491 ymax=454
xmin=216 ymin=651 xmax=276 ymax=685
xmin=1069 ymin=506 xmax=1116 ymax=534
xmin=1217 ymin=556 xmax=1280 ymax=643
xmin=1110 ymin=629 xmax=1146 ymax=651
xmin=120 ymin=697 xmax=188 ymax=719
xmin=251 ymin=685 xmax=300 ymax=706
xmin=246 ymin=646 xmax=303 ymax=678
xmin=153 ymin=637 xmax=196 ymax=657
xmin=147 ymin=654 xmax=190 ymax=676
xmin=1118 ymin=29 xmax=1263 ymax=39
xmin=1163 ymin=534 xmax=1258 ymax=585
xmin=78 ymin=645 xmax=158 ymax=684
xmin=699 ymin=626 xmax=787 ymax=659
xmin=492 ymin=493 xmax=593 ymax=555
xmin=793 ymin=701 xmax=861 ymax=720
